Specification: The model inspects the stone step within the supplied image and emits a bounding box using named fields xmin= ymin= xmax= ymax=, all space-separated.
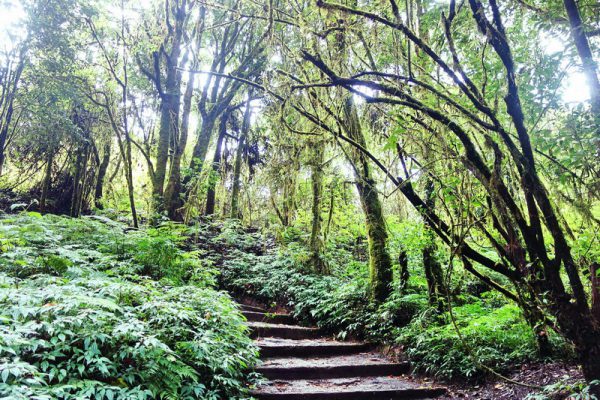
xmin=243 ymin=310 xmax=296 ymax=325
xmin=256 ymin=353 xmax=410 ymax=380
xmin=241 ymin=304 xmax=267 ymax=313
xmin=249 ymin=322 xmax=321 ymax=340
xmin=251 ymin=376 xmax=446 ymax=399
xmin=256 ymin=337 xmax=373 ymax=358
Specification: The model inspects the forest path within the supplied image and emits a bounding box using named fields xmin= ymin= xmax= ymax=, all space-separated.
xmin=240 ymin=302 xmax=446 ymax=399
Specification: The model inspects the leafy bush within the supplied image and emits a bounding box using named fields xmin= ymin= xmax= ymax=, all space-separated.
xmin=0 ymin=213 xmax=258 ymax=399
xmin=399 ymin=302 xmax=568 ymax=381
xmin=221 ymin=248 xmax=426 ymax=341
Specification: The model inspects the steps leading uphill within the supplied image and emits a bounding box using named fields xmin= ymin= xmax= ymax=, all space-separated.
xmin=240 ymin=303 xmax=446 ymax=400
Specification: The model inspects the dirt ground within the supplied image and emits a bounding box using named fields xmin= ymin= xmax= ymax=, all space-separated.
xmin=436 ymin=362 xmax=585 ymax=399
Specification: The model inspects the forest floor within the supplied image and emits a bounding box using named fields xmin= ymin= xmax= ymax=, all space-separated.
xmin=439 ymin=362 xmax=583 ymax=399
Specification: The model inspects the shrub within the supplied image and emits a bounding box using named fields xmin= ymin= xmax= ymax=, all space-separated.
xmin=0 ymin=214 xmax=258 ymax=399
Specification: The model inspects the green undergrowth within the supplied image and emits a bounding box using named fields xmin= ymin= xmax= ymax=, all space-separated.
xmin=0 ymin=213 xmax=258 ymax=400
xmin=217 ymin=220 xmax=572 ymax=382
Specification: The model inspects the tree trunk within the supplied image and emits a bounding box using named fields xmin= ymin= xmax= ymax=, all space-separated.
xmin=309 ymin=144 xmax=327 ymax=274
xmin=592 ymin=262 xmax=600 ymax=322
xmin=0 ymin=51 xmax=25 ymax=177
xmin=40 ymin=151 xmax=54 ymax=213
xmin=94 ymin=142 xmax=111 ymax=207
xmin=398 ymin=250 xmax=409 ymax=292
xmin=164 ymin=71 xmax=195 ymax=219
xmin=205 ymin=116 xmax=227 ymax=215
xmin=422 ymin=181 xmax=446 ymax=309
xmin=154 ymin=93 xmax=179 ymax=201
xmin=188 ymin=114 xmax=217 ymax=178
xmin=563 ymin=0 xmax=600 ymax=141
xmin=231 ymin=95 xmax=252 ymax=219
xmin=70 ymin=148 xmax=84 ymax=217
xmin=343 ymin=97 xmax=393 ymax=301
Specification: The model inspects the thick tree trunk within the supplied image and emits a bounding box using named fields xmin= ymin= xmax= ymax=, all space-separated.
xmin=154 ymin=92 xmax=180 ymax=201
xmin=164 ymin=72 xmax=195 ymax=219
xmin=592 ymin=263 xmax=600 ymax=322
xmin=343 ymin=97 xmax=393 ymax=301
xmin=309 ymin=145 xmax=327 ymax=274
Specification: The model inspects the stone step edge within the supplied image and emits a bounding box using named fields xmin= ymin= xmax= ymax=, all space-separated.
xmin=250 ymin=387 xmax=447 ymax=400
xmin=256 ymin=362 xmax=410 ymax=380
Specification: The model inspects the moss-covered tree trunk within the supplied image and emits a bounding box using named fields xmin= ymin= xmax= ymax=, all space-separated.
xmin=164 ymin=69 xmax=195 ymax=220
xmin=231 ymin=96 xmax=252 ymax=219
xmin=343 ymin=97 xmax=392 ymax=301
xmin=309 ymin=144 xmax=327 ymax=274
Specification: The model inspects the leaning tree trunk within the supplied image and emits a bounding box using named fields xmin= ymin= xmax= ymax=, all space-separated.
xmin=343 ymin=97 xmax=393 ymax=302
xmin=188 ymin=114 xmax=217 ymax=180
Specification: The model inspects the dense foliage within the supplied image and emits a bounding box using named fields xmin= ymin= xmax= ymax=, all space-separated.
xmin=0 ymin=214 xmax=258 ymax=399
xmin=1 ymin=0 xmax=599 ymax=396
xmin=216 ymin=222 xmax=570 ymax=381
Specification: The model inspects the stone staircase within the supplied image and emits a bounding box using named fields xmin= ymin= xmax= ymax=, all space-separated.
xmin=240 ymin=303 xmax=446 ymax=399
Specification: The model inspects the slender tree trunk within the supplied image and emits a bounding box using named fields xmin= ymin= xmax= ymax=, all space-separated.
xmin=563 ymin=0 xmax=600 ymax=140
xmin=230 ymin=128 xmax=246 ymax=219
xmin=343 ymin=97 xmax=393 ymax=301
xmin=40 ymin=151 xmax=54 ymax=213
xmin=398 ymin=250 xmax=409 ymax=291
xmin=0 ymin=54 xmax=25 ymax=177
xmin=309 ymin=144 xmax=327 ymax=274
xmin=205 ymin=116 xmax=227 ymax=215
xmin=123 ymin=138 xmax=138 ymax=228
xmin=282 ymin=175 xmax=297 ymax=226
xmin=323 ymin=189 xmax=335 ymax=243
xmin=70 ymin=149 xmax=84 ymax=217
xmin=188 ymin=114 xmax=217 ymax=178
xmin=231 ymin=95 xmax=252 ymax=219
xmin=77 ymin=147 xmax=91 ymax=216
xmin=94 ymin=142 xmax=111 ymax=207
xmin=422 ymin=180 xmax=446 ymax=309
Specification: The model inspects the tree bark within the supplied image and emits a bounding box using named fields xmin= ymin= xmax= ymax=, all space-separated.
xmin=309 ymin=144 xmax=327 ymax=274
xmin=343 ymin=97 xmax=393 ymax=301
xmin=398 ymin=250 xmax=409 ymax=292
xmin=563 ymin=0 xmax=600 ymax=141
xmin=231 ymin=96 xmax=252 ymax=219
xmin=94 ymin=142 xmax=111 ymax=207
xmin=40 ymin=151 xmax=54 ymax=214
xmin=0 ymin=48 xmax=25 ymax=177
xmin=188 ymin=115 xmax=217 ymax=178
xmin=205 ymin=115 xmax=228 ymax=215
xmin=164 ymin=70 xmax=195 ymax=219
